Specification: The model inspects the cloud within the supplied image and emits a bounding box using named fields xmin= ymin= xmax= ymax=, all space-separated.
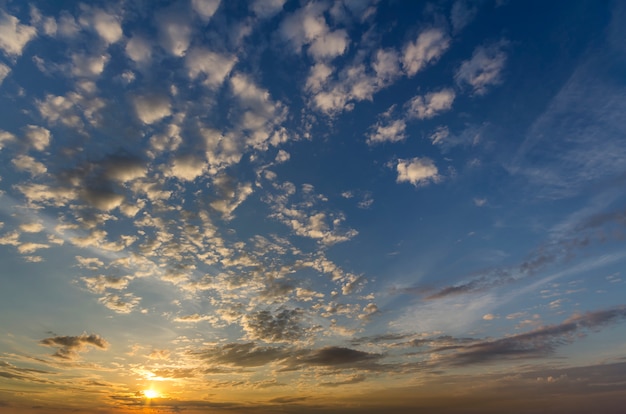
xmin=133 ymin=93 xmax=171 ymax=124
xmin=433 ymin=307 xmax=626 ymax=366
xmin=243 ymin=308 xmax=306 ymax=343
xmin=125 ymin=35 xmax=152 ymax=64
xmin=23 ymin=125 xmax=52 ymax=151
xmin=70 ymin=53 xmax=109 ymax=78
xmin=406 ymin=88 xmax=455 ymax=119
xmin=450 ymin=0 xmax=478 ymax=33
xmin=98 ymin=293 xmax=141 ymax=313
xmin=12 ymin=155 xmax=47 ymax=176
xmin=167 ymin=154 xmax=206 ymax=181
xmin=251 ymin=0 xmax=286 ymax=18
xmin=155 ymin=5 xmax=192 ymax=57
xmin=193 ymin=342 xmax=289 ymax=367
xmin=396 ymin=157 xmax=440 ymax=187
xmin=89 ymin=9 xmax=123 ymax=44
xmin=367 ymin=119 xmax=406 ymax=144
xmin=455 ymin=40 xmax=508 ymax=95
xmin=191 ymin=0 xmax=221 ymax=22
xmin=82 ymin=275 xmax=130 ymax=294
xmin=402 ymin=28 xmax=450 ymax=77
xmin=186 ymin=47 xmax=237 ymax=88
xmin=298 ymin=346 xmax=382 ymax=367
xmin=0 ymin=63 xmax=10 ymax=85
xmin=39 ymin=333 xmax=109 ymax=360
xmin=0 ymin=11 xmax=37 ymax=57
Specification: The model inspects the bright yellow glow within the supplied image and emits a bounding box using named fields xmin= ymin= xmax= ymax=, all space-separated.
xmin=143 ymin=389 xmax=160 ymax=399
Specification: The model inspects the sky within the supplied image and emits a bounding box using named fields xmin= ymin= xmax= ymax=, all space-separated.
xmin=0 ymin=0 xmax=626 ymax=413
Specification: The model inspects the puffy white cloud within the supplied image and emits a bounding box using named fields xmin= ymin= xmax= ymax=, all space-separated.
xmin=305 ymin=62 xmax=333 ymax=93
xmin=191 ymin=0 xmax=221 ymax=22
xmin=407 ymin=88 xmax=455 ymax=119
xmin=36 ymin=92 xmax=105 ymax=129
xmin=57 ymin=12 xmax=80 ymax=38
xmin=275 ymin=150 xmax=290 ymax=163
xmin=91 ymin=9 xmax=123 ymax=44
xmin=0 ymin=129 xmax=16 ymax=149
xmin=367 ymin=119 xmax=406 ymax=145
xmin=12 ymin=155 xmax=47 ymax=175
xmin=396 ymin=157 xmax=440 ymax=186
xmin=0 ymin=12 xmax=37 ymax=57
xmin=133 ymin=93 xmax=171 ymax=124
xmin=19 ymin=222 xmax=44 ymax=233
xmin=125 ymin=35 xmax=152 ymax=63
xmin=167 ymin=154 xmax=206 ymax=181
xmin=251 ymin=0 xmax=286 ymax=18
xmin=456 ymin=41 xmax=508 ymax=95
xmin=372 ymin=48 xmax=401 ymax=83
xmin=24 ymin=125 xmax=52 ymax=151
xmin=0 ymin=63 xmax=10 ymax=85
xmin=309 ymin=29 xmax=349 ymax=60
xmin=402 ymin=28 xmax=450 ymax=76
xmin=156 ymin=7 xmax=192 ymax=57
xmin=71 ymin=53 xmax=109 ymax=78
xmin=186 ymin=47 xmax=237 ymax=87
xmin=280 ymin=2 xmax=327 ymax=53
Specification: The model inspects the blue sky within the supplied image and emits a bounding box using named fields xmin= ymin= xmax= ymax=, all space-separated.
xmin=1 ymin=1 xmax=626 ymax=413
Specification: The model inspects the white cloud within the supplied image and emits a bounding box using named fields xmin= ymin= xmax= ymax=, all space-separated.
xmin=12 ymin=155 xmax=47 ymax=175
xmin=0 ymin=12 xmax=37 ymax=57
xmin=91 ymin=9 xmax=123 ymax=44
xmin=429 ymin=126 xmax=449 ymax=145
xmin=71 ymin=53 xmax=109 ymax=78
xmin=251 ymin=0 xmax=286 ymax=18
xmin=372 ymin=48 xmax=401 ymax=83
xmin=57 ymin=12 xmax=80 ymax=38
xmin=99 ymin=293 xmax=140 ymax=314
xmin=210 ymin=179 xmax=254 ymax=220
xmin=186 ymin=47 xmax=237 ymax=87
xmin=24 ymin=125 xmax=51 ymax=151
xmin=191 ymin=0 xmax=221 ymax=22
xmin=0 ymin=130 xmax=15 ymax=150
xmin=125 ymin=35 xmax=152 ymax=64
xmin=280 ymin=3 xmax=327 ymax=53
xmin=396 ymin=157 xmax=440 ymax=186
xmin=155 ymin=7 xmax=192 ymax=57
xmin=275 ymin=149 xmax=290 ymax=163
xmin=309 ymin=29 xmax=349 ymax=60
xmin=402 ymin=28 xmax=450 ymax=77
xmin=406 ymin=88 xmax=455 ymax=119
xmin=0 ymin=63 xmax=10 ymax=85
xmin=167 ymin=155 xmax=206 ymax=181
xmin=305 ymin=62 xmax=333 ymax=93
xmin=456 ymin=41 xmax=508 ymax=95
xmin=367 ymin=119 xmax=406 ymax=145
xmin=133 ymin=94 xmax=171 ymax=124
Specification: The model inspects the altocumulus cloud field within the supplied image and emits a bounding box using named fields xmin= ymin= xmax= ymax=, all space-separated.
xmin=1 ymin=1 xmax=626 ymax=413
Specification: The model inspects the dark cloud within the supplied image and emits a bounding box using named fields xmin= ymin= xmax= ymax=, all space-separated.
xmin=430 ymin=307 xmax=626 ymax=366
xmin=320 ymin=374 xmax=366 ymax=387
xmin=300 ymin=346 xmax=382 ymax=366
xmin=39 ymin=333 xmax=109 ymax=360
xmin=192 ymin=342 xmax=289 ymax=367
xmin=243 ymin=308 xmax=305 ymax=343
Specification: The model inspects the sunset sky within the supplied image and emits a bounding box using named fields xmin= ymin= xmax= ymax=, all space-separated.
xmin=1 ymin=0 xmax=626 ymax=413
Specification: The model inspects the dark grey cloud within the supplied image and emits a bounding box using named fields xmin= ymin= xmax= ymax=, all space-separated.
xmin=192 ymin=342 xmax=289 ymax=367
xmin=39 ymin=333 xmax=109 ymax=360
xmin=243 ymin=308 xmax=305 ymax=343
xmin=300 ymin=346 xmax=382 ymax=366
xmin=429 ymin=307 xmax=626 ymax=366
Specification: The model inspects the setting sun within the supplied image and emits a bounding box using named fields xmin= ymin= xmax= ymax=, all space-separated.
xmin=143 ymin=389 xmax=159 ymax=399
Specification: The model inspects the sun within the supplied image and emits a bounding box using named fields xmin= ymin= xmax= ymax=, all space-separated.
xmin=143 ymin=389 xmax=160 ymax=399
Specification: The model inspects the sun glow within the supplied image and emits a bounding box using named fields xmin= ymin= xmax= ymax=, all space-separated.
xmin=143 ymin=389 xmax=160 ymax=399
